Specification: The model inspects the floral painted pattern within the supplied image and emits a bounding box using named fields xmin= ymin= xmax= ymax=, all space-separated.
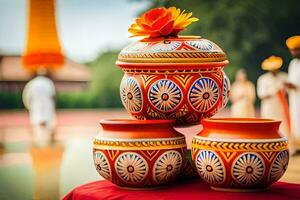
xmin=185 ymin=39 xmax=213 ymax=51
xmin=115 ymin=152 xmax=148 ymax=184
xmin=152 ymin=41 xmax=182 ymax=51
xmin=222 ymin=74 xmax=230 ymax=108
xmin=188 ymin=77 xmax=219 ymax=112
xmin=196 ymin=150 xmax=225 ymax=184
xmin=94 ymin=151 xmax=111 ymax=180
xmin=148 ymin=79 xmax=182 ymax=112
xmin=123 ymin=42 xmax=149 ymax=52
xmin=153 ymin=150 xmax=183 ymax=183
xmin=232 ymin=153 xmax=265 ymax=186
xmin=269 ymin=150 xmax=289 ymax=183
xmin=120 ymin=77 xmax=143 ymax=113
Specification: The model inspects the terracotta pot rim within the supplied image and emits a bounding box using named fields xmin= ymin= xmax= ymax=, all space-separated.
xmin=116 ymin=60 xmax=229 ymax=68
xmin=100 ymin=119 xmax=175 ymax=125
xmin=203 ymin=118 xmax=281 ymax=124
xmin=193 ymin=135 xmax=287 ymax=143
xmin=94 ymin=136 xmax=185 ymax=142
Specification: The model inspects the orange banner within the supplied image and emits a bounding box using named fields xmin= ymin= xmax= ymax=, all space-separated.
xmin=22 ymin=0 xmax=64 ymax=71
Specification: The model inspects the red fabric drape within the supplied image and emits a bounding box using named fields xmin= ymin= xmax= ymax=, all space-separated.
xmin=63 ymin=180 xmax=300 ymax=200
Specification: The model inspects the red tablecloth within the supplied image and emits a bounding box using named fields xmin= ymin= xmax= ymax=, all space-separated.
xmin=63 ymin=180 xmax=300 ymax=200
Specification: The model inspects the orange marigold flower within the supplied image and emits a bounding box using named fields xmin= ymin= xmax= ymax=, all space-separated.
xmin=128 ymin=7 xmax=198 ymax=38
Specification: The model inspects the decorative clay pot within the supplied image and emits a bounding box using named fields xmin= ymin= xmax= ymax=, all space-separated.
xmin=191 ymin=118 xmax=289 ymax=192
xmin=116 ymin=36 xmax=230 ymax=125
xmin=93 ymin=119 xmax=187 ymax=189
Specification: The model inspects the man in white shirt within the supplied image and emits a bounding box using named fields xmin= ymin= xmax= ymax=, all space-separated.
xmin=286 ymin=36 xmax=300 ymax=149
xmin=23 ymin=68 xmax=56 ymax=146
xmin=257 ymin=56 xmax=295 ymax=154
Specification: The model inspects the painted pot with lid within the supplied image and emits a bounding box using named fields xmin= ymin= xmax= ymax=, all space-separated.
xmin=117 ymin=36 xmax=230 ymax=125
xmin=116 ymin=7 xmax=230 ymax=125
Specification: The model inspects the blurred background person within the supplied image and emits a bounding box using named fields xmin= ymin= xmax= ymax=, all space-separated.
xmin=22 ymin=68 xmax=56 ymax=146
xmin=230 ymin=69 xmax=256 ymax=118
xmin=286 ymin=36 xmax=300 ymax=150
xmin=257 ymin=56 xmax=295 ymax=154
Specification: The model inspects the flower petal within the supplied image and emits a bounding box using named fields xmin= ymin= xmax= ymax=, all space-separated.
xmin=128 ymin=6 xmax=198 ymax=38
xmin=152 ymin=12 xmax=172 ymax=30
xmin=144 ymin=7 xmax=167 ymax=24
xmin=159 ymin=20 xmax=174 ymax=36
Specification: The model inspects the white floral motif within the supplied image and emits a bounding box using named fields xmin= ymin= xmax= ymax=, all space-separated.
xmin=149 ymin=79 xmax=182 ymax=112
xmin=185 ymin=40 xmax=213 ymax=51
xmin=94 ymin=151 xmax=111 ymax=180
xmin=151 ymin=41 xmax=181 ymax=52
xmin=269 ymin=150 xmax=289 ymax=183
xmin=120 ymin=77 xmax=143 ymax=113
xmin=232 ymin=153 xmax=265 ymax=186
xmin=189 ymin=77 xmax=220 ymax=112
xmin=115 ymin=152 xmax=148 ymax=184
xmin=222 ymin=74 xmax=230 ymax=108
xmin=123 ymin=42 xmax=149 ymax=52
xmin=153 ymin=151 xmax=183 ymax=183
xmin=196 ymin=150 xmax=225 ymax=185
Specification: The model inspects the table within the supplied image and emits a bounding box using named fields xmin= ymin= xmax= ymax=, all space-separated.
xmin=63 ymin=180 xmax=300 ymax=200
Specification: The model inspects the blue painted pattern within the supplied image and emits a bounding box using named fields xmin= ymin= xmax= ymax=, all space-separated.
xmin=148 ymin=79 xmax=182 ymax=112
xmin=196 ymin=150 xmax=225 ymax=184
xmin=189 ymin=77 xmax=219 ymax=112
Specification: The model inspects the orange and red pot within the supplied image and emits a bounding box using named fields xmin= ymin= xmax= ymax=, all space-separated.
xmin=116 ymin=36 xmax=230 ymax=125
xmin=192 ymin=118 xmax=289 ymax=191
xmin=93 ymin=119 xmax=187 ymax=189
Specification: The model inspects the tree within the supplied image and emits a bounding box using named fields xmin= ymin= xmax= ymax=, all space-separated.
xmin=142 ymin=0 xmax=300 ymax=82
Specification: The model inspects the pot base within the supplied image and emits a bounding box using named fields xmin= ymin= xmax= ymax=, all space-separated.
xmin=210 ymin=186 xmax=269 ymax=192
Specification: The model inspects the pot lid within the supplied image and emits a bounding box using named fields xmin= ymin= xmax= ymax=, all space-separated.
xmin=117 ymin=36 xmax=228 ymax=66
